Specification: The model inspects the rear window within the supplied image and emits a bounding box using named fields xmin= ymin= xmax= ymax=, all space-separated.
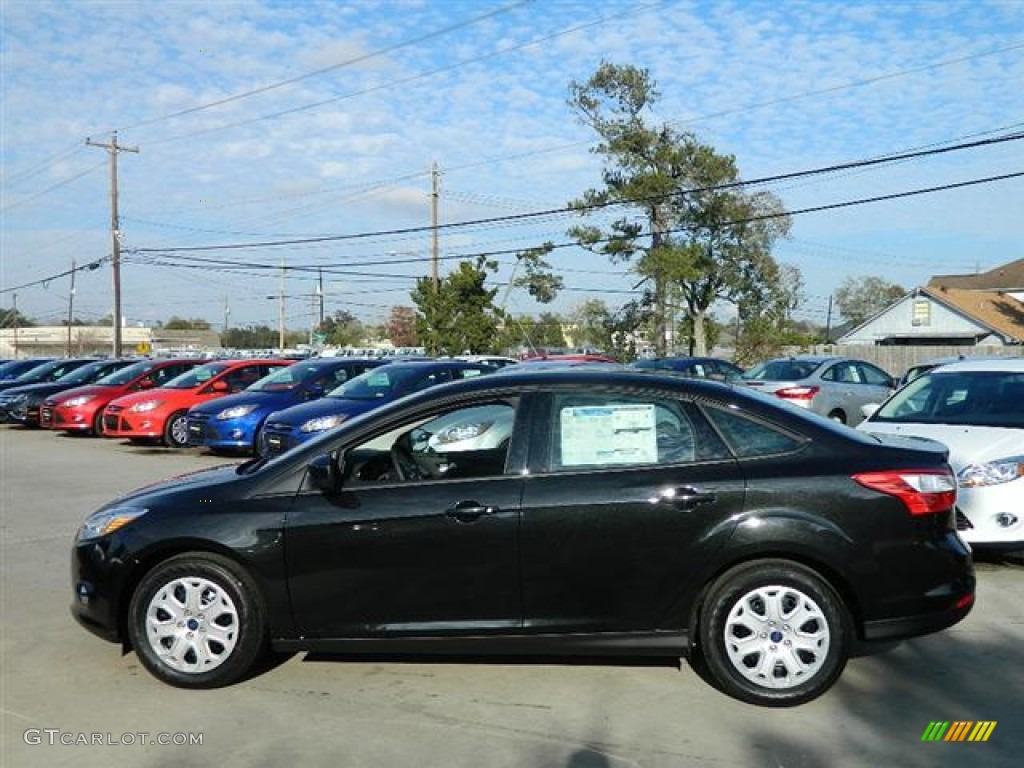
xmin=703 ymin=405 xmax=805 ymax=457
xmin=743 ymin=360 xmax=819 ymax=381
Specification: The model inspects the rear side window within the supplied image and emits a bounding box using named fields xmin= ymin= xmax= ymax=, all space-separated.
xmin=703 ymin=405 xmax=804 ymax=458
xmin=547 ymin=392 xmax=730 ymax=471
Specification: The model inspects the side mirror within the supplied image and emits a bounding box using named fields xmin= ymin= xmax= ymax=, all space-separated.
xmin=137 ymin=378 xmax=155 ymax=390
xmin=860 ymin=403 xmax=880 ymax=419
xmin=209 ymin=380 xmax=230 ymax=393
xmin=305 ymin=384 xmax=326 ymax=400
xmin=307 ymin=453 xmax=340 ymax=494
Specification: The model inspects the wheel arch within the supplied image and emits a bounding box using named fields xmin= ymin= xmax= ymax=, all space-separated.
xmin=117 ymin=540 xmax=272 ymax=651
xmin=685 ymin=548 xmax=866 ymax=653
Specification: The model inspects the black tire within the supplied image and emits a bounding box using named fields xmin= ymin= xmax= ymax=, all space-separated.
xmin=699 ymin=559 xmax=849 ymax=707
xmin=163 ymin=410 xmax=189 ymax=448
xmin=128 ymin=553 xmax=267 ymax=688
xmin=827 ymin=410 xmax=846 ymax=424
xmin=92 ymin=408 xmax=106 ymax=437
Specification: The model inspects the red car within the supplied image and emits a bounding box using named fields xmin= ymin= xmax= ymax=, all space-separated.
xmin=41 ymin=358 xmax=203 ymax=436
xmin=102 ymin=359 xmax=292 ymax=447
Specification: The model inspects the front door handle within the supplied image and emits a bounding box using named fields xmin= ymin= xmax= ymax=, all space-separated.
xmin=650 ymin=486 xmax=717 ymax=509
xmin=446 ymin=500 xmax=498 ymax=523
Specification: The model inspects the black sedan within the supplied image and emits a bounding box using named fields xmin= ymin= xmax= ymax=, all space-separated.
xmin=71 ymin=369 xmax=974 ymax=706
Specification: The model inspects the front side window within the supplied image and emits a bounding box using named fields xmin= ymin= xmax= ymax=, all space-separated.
xmin=343 ymin=400 xmax=518 ymax=484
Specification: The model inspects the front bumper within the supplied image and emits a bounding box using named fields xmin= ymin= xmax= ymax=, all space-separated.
xmin=956 ymin=482 xmax=1024 ymax=548
xmin=102 ymin=406 xmax=164 ymax=439
xmin=185 ymin=413 xmax=259 ymax=450
xmin=70 ymin=538 xmax=135 ymax=645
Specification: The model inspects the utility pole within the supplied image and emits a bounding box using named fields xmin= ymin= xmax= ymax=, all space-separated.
xmin=67 ymin=260 xmax=76 ymax=356
xmin=12 ymin=292 xmax=18 ymax=358
xmin=825 ymin=295 xmax=834 ymax=345
xmin=430 ymin=162 xmax=440 ymax=292
xmin=223 ymin=297 xmax=231 ymax=335
xmin=317 ymin=267 xmax=325 ymax=328
xmin=278 ymin=259 xmax=286 ymax=353
xmin=86 ymin=131 xmax=138 ymax=357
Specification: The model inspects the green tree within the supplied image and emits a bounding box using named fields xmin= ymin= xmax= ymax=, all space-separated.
xmin=164 ymin=316 xmax=211 ymax=330
xmin=508 ymin=312 xmax=567 ymax=350
xmin=221 ymin=325 xmax=279 ymax=349
xmin=511 ymin=244 xmax=564 ymax=304
xmin=567 ymin=62 xmax=791 ymax=356
xmin=0 ymin=307 xmax=35 ymax=328
xmin=834 ymin=276 xmax=906 ymax=326
xmin=411 ymin=257 xmax=503 ymax=355
xmin=385 ymin=306 xmax=419 ymax=347
xmin=317 ymin=310 xmax=365 ymax=347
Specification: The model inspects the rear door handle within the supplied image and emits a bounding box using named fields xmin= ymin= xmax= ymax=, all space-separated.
xmin=446 ymin=500 xmax=498 ymax=523
xmin=650 ymin=486 xmax=717 ymax=509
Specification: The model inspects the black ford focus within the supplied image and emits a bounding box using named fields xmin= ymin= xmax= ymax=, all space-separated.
xmin=71 ymin=369 xmax=974 ymax=706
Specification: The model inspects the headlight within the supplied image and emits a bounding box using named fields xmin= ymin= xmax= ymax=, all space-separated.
xmin=300 ymin=414 xmax=348 ymax=433
xmin=433 ymin=420 xmax=495 ymax=445
xmin=216 ymin=404 xmax=259 ymax=420
xmin=958 ymin=456 xmax=1024 ymax=487
xmin=128 ymin=400 xmax=163 ymax=413
xmin=63 ymin=395 xmax=97 ymax=407
xmin=77 ymin=506 xmax=149 ymax=542
xmin=4 ymin=394 xmax=28 ymax=405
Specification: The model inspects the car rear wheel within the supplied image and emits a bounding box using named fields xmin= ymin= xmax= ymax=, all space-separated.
xmin=699 ymin=559 xmax=849 ymax=706
xmin=163 ymin=410 xmax=189 ymax=448
xmin=128 ymin=553 xmax=266 ymax=688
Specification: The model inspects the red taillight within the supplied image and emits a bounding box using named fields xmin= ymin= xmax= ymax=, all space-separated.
xmin=852 ymin=470 xmax=957 ymax=516
xmin=775 ymin=385 xmax=819 ymax=402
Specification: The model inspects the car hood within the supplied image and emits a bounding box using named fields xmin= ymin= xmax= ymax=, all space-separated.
xmin=109 ymin=386 xmax=196 ymax=409
xmin=267 ymin=395 xmax=380 ymax=425
xmin=859 ymin=421 xmax=1021 ymax=469
xmin=110 ymin=463 xmax=242 ymax=505
xmin=189 ymin=389 xmax=295 ymax=415
xmin=0 ymin=380 xmax=94 ymax=399
xmin=48 ymin=383 xmax=120 ymax=403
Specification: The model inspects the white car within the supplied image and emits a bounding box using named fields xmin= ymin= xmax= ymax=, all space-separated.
xmin=858 ymin=358 xmax=1024 ymax=549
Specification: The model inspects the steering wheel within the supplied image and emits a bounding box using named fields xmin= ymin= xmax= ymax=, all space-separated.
xmin=390 ymin=437 xmax=424 ymax=481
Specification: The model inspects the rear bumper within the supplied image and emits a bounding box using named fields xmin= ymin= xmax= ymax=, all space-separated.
xmin=862 ymin=591 xmax=974 ymax=641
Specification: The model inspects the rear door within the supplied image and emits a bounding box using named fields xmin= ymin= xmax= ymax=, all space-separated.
xmin=518 ymin=388 xmax=745 ymax=632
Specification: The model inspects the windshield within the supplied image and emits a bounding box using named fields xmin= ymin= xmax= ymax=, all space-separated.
xmin=247 ymin=362 xmax=319 ymax=392
xmin=15 ymin=359 xmax=79 ymax=382
xmin=54 ymin=360 xmax=123 ymax=385
xmin=328 ymin=366 xmax=423 ymax=400
xmin=95 ymin=359 xmax=158 ymax=386
xmin=163 ymin=362 xmax=229 ymax=389
xmin=873 ymin=370 xmax=1024 ymax=428
xmin=743 ymin=360 xmax=820 ymax=381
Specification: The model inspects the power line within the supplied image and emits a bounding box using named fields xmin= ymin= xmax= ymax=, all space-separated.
xmin=0 ymin=161 xmax=107 ymax=213
xmin=129 ymin=132 xmax=1024 ymax=255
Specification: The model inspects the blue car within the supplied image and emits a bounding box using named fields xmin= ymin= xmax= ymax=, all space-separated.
xmin=185 ymin=357 xmax=384 ymax=454
xmin=258 ymin=359 xmax=495 ymax=457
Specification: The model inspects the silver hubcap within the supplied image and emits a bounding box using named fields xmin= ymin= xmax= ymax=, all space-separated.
xmin=722 ymin=584 xmax=830 ymax=689
xmin=144 ymin=576 xmax=239 ymax=674
xmin=170 ymin=416 xmax=188 ymax=445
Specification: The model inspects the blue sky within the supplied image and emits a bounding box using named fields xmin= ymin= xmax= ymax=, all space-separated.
xmin=2 ymin=0 xmax=1022 ymax=333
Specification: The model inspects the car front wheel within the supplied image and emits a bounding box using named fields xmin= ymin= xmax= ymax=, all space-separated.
xmin=163 ymin=410 xmax=189 ymax=448
xmin=699 ymin=559 xmax=849 ymax=706
xmin=128 ymin=553 xmax=267 ymax=688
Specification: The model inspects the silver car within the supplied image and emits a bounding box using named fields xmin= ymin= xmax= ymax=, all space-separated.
xmin=741 ymin=355 xmax=895 ymax=426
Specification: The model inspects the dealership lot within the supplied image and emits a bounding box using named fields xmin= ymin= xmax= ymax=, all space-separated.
xmin=2 ymin=426 xmax=1022 ymax=767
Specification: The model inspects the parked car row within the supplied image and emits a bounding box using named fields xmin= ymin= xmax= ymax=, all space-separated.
xmin=5 ymin=352 xmax=1020 ymax=553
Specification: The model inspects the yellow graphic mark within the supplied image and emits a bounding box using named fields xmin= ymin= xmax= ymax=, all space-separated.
xmin=922 ymin=721 xmax=996 ymax=742
xmin=967 ymin=722 xmax=997 ymax=742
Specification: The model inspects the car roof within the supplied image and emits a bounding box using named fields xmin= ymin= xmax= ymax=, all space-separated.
xmin=926 ymin=357 xmax=1024 ymax=374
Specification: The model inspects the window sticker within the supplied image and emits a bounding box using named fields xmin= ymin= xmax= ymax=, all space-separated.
xmin=560 ymin=403 xmax=658 ymax=466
